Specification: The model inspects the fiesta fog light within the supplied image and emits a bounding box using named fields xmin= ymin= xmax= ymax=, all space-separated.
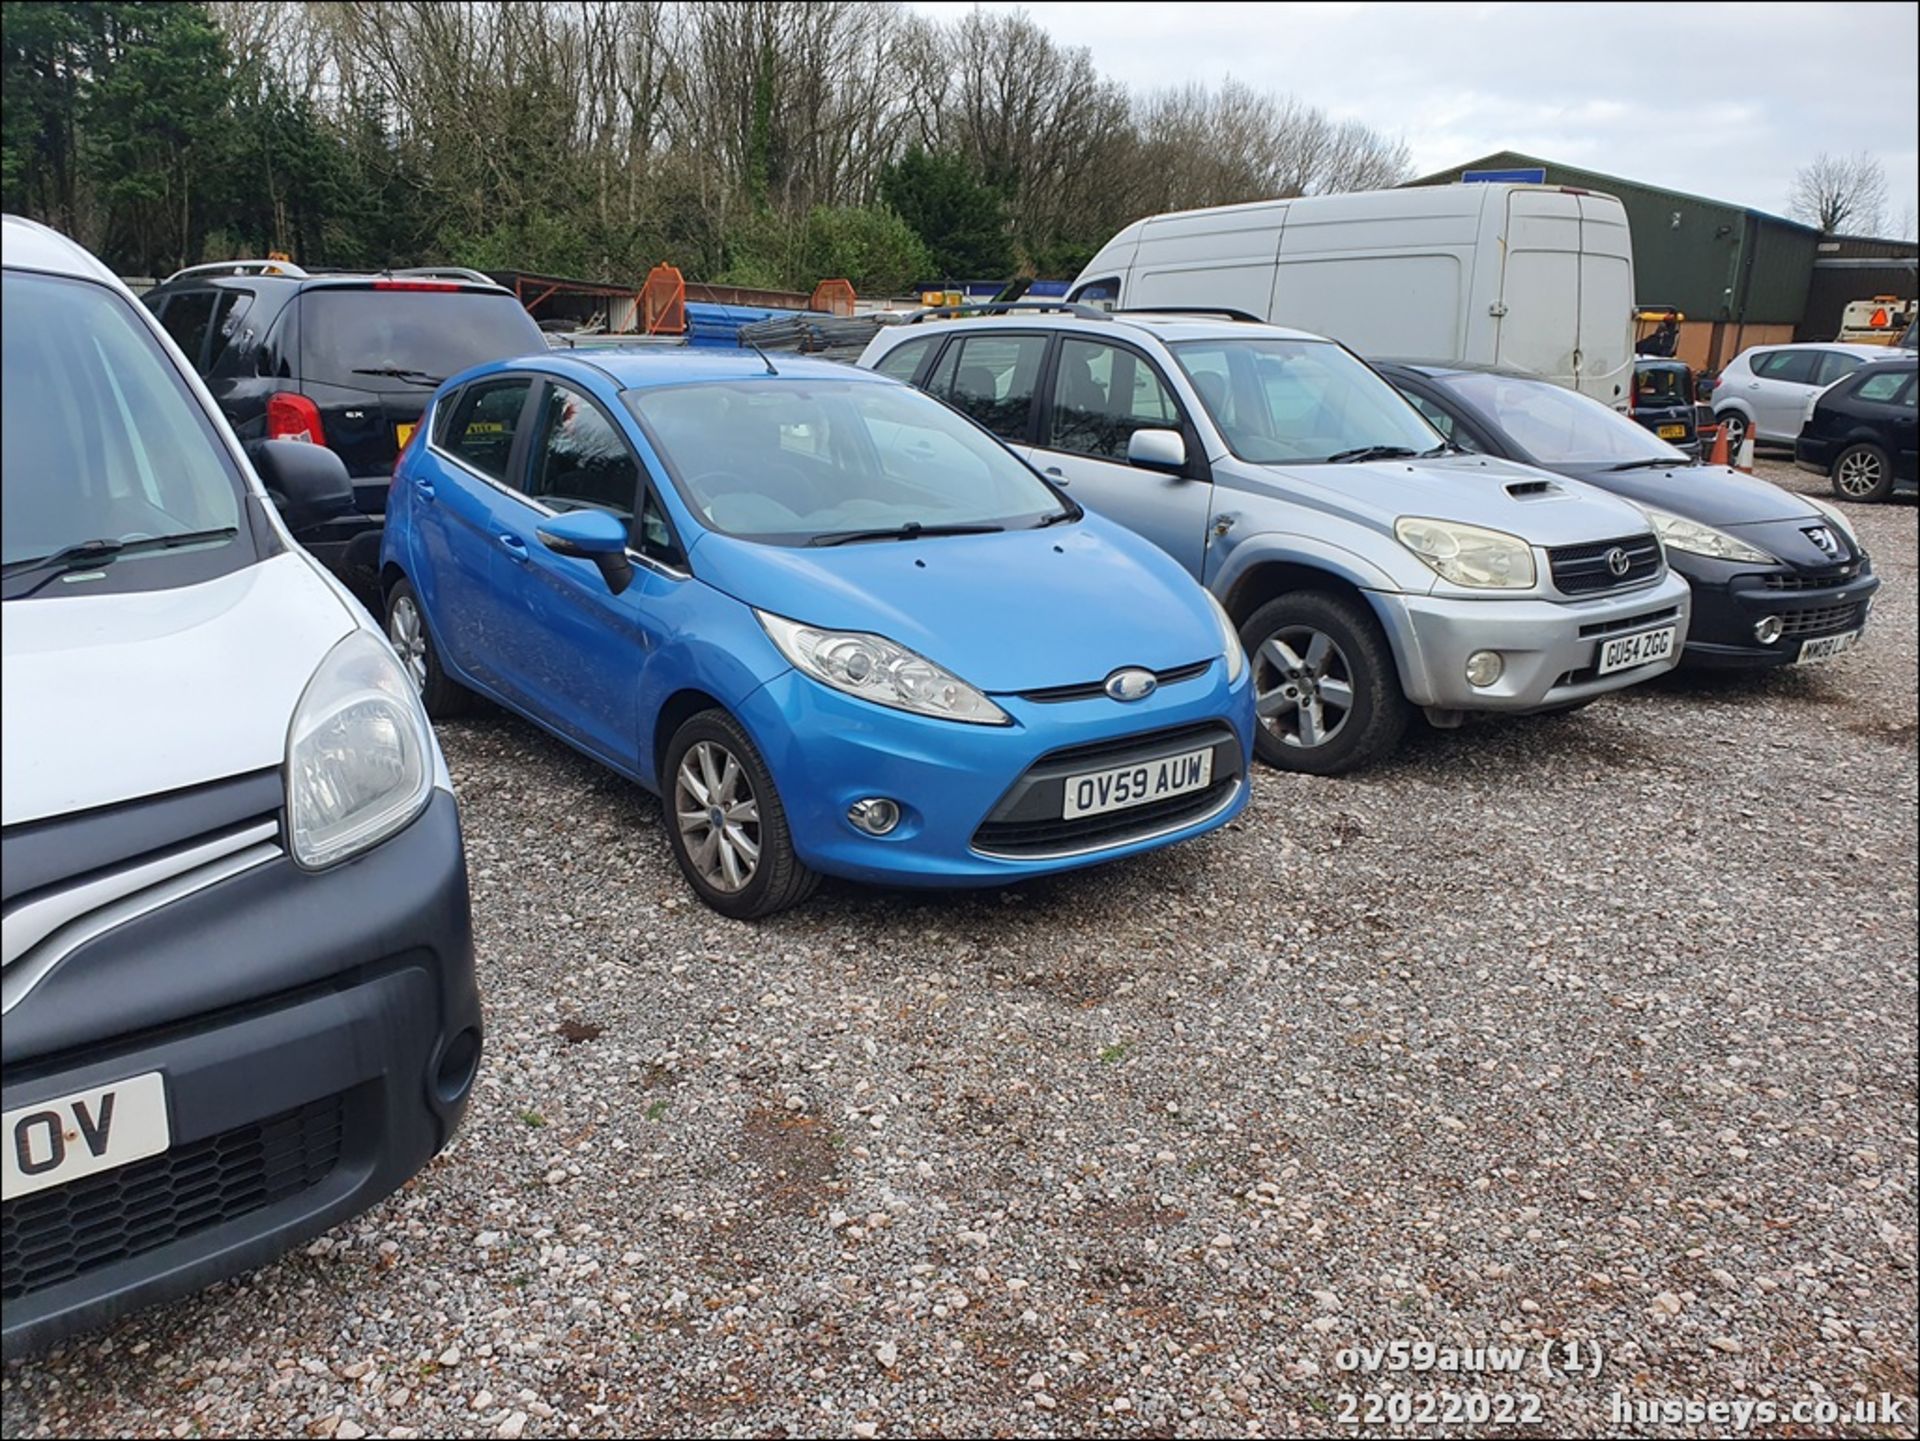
xmin=1753 ymin=615 xmax=1784 ymax=645
xmin=1464 ymin=650 xmax=1505 ymax=687
xmin=848 ymin=797 xmax=901 ymax=835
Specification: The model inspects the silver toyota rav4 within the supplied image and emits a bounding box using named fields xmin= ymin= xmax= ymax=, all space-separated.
xmin=860 ymin=307 xmax=1692 ymax=774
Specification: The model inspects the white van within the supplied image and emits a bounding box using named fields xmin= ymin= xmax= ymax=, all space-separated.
xmin=1068 ymin=183 xmax=1637 ymax=410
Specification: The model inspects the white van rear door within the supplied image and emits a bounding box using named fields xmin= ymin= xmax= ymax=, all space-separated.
xmin=1496 ymin=189 xmax=1583 ymax=389
xmin=1576 ymin=193 xmax=1635 ymax=411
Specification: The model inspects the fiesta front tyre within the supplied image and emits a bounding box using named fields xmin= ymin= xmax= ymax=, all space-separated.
xmin=661 ymin=709 xmax=820 ymax=919
xmin=1240 ymin=591 xmax=1410 ymax=776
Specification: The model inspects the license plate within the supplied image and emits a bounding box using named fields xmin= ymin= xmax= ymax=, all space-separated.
xmin=1596 ymin=625 xmax=1678 ymax=675
xmin=1656 ymin=423 xmax=1687 ymax=439
xmin=2 ymin=1072 xmax=170 ymax=1201
xmin=395 ymin=422 xmax=417 ymax=450
xmin=1063 ymin=748 xmax=1213 ymax=819
xmin=1798 ymin=629 xmax=1860 ymax=664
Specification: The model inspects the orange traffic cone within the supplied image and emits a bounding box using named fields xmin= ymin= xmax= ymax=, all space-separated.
xmin=1735 ymin=435 xmax=1755 ymax=473
xmin=1707 ymin=425 xmax=1730 ymax=467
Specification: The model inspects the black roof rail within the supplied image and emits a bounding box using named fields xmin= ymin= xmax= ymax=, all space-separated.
xmin=905 ymin=301 xmax=1111 ymax=325
xmin=1112 ymin=306 xmax=1264 ymax=323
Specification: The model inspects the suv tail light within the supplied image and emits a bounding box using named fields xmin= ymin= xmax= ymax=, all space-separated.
xmin=266 ymin=391 xmax=326 ymax=446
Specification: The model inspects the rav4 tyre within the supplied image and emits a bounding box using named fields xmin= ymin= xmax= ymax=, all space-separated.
xmin=1239 ymin=591 xmax=1410 ymax=776
xmin=662 ymin=709 xmax=819 ymax=919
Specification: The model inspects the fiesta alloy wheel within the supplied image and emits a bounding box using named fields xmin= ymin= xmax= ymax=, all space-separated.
xmin=385 ymin=577 xmax=471 ymax=718
xmin=662 ymin=709 xmax=819 ymax=919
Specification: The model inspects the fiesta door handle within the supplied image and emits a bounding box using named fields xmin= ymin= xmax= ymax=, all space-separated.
xmin=497 ymin=534 xmax=529 ymax=562
xmin=414 ymin=478 xmax=435 ymax=501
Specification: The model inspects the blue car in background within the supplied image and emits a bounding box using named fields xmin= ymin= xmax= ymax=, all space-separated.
xmin=380 ymin=352 xmax=1252 ymax=917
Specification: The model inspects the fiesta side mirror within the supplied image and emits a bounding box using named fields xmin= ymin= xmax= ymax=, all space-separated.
xmin=537 ymin=509 xmax=634 ymax=595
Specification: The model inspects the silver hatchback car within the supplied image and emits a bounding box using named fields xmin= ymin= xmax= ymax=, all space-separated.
xmin=861 ymin=307 xmax=1692 ymax=774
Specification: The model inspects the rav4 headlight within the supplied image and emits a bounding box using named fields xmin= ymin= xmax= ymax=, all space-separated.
xmin=1640 ymin=506 xmax=1775 ymax=563
xmin=1394 ymin=517 xmax=1537 ymax=589
xmin=758 ymin=611 xmax=1010 ymax=725
xmin=1203 ymin=590 xmax=1246 ymax=682
xmin=286 ymin=630 xmax=435 ymax=869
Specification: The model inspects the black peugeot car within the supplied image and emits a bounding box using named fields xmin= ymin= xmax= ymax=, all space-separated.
xmin=141 ymin=262 xmax=545 ymax=590
xmin=1377 ymin=361 xmax=1881 ymax=670
xmin=1795 ymin=355 xmax=1917 ymax=504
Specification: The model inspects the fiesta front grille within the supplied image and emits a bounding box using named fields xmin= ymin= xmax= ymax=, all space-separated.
xmin=1548 ymin=534 xmax=1661 ymax=595
xmin=1 ymin=1095 xmax=344 ymax=1302
xmin=971 ymin=721 xmax=1241 ymax=859
xmin=1778 ymin=601 xmax=1864 ymax=638
xmin=1016 ymin=659 xmax=1214 ymax=704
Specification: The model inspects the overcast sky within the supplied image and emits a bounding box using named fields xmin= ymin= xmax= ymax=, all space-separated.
xmin=911 ymin=1 xmax=1920 ymax=235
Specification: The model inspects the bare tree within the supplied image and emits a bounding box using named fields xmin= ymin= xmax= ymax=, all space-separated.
xmin=1789 ymin=151 xmax=1889 ymax=235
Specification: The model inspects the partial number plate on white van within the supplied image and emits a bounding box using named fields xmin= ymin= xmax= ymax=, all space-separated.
xmin=1064 ymin=748 xmax=1213 ymax=819
xmin=2 ymin=1072 xmax=170 ymax=1201
xmin=1798 ymin=630 xmax=1860 ymax=664
xmin=1596 ymin=625 xmax=1678 ymax=676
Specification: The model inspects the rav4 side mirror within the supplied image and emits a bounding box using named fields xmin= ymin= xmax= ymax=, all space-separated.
xmin=1127 ymin=428 xmax=1188 ymax=476
xmin=537 ymin=509 xmax=634 ymax=595
xmin=246 ymin=439 xmax=354 ymax=534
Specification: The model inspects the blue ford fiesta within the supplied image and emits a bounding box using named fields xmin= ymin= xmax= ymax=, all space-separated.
xmin=380 ymin=352 xmax=1252 ymax=917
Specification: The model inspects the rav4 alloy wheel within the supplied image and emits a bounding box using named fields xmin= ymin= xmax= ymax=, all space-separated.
xmin=1240 ymin=592 xmax=1409 ymax=776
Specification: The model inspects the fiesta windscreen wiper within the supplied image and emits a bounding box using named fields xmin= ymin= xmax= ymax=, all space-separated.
xmin=1325 ymin=444 xmax=1421 ymax=463
xmin=809 ymin=522 xmax=1005 ymax=547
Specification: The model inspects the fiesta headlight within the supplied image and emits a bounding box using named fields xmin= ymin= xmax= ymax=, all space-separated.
xmin=1393 ymin=517 xmax=1537 ymax=589
xmin=1641 ymin=506 xmax=1775 ymax=563
xmin=1801 ymin=495 xmax=1861 ymax=552
xmin=286 ymin=630 xmax=435 ymax=869
xmin=1203 ymin=590 xmax=1246 ymax=682
xmin=757 ymin=611 xmax=1009 ymax=725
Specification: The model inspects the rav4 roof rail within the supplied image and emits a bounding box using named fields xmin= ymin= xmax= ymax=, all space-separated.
xmin=905 ymin=301 xmax=1111 ymax=324
xmin=1112 ymin=306 xmax=1263 ymax=323
xmin=161 ymin=259 xmax=310 ymax=284
xmin=388 ymin=266 xmax=501 ymax=287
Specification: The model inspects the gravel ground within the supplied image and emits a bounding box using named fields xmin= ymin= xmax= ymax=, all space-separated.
xmin=5 ymin=459 xmax=1915 ymax=1440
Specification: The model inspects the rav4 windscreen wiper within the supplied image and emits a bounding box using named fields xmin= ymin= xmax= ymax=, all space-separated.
xmin=352 ymin=366 xmax=446 ymax=386
xmin=1606 ymin=457 xmax=1692 ymax=471
xmin=809 ymin=522 xmax=1005 ymax=547
xmin=1033 ymin=507 xmax=1081 ymax=528
xmin=1325 ymin=445 xmax=1422 ymax=464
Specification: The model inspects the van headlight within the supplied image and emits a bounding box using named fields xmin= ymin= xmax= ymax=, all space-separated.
xmin=1394 ymin=517 xmax=1537 ymax=589
xmin=1203 ymin=590 xmax=1246 ymax=681
xmin=1640 ymin=506 xmax=1775 ymax=563
xmin=286 ymin=630 xmax=435 ymax=869
xmin=757 ymin=611 xmax=1010 ymax=725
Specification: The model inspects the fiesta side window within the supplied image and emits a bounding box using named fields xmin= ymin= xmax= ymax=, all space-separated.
xmin=441 ymin=378 xmax=532 ymax=482
xmin=525 ymin=382 xmax=640 ymax=519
